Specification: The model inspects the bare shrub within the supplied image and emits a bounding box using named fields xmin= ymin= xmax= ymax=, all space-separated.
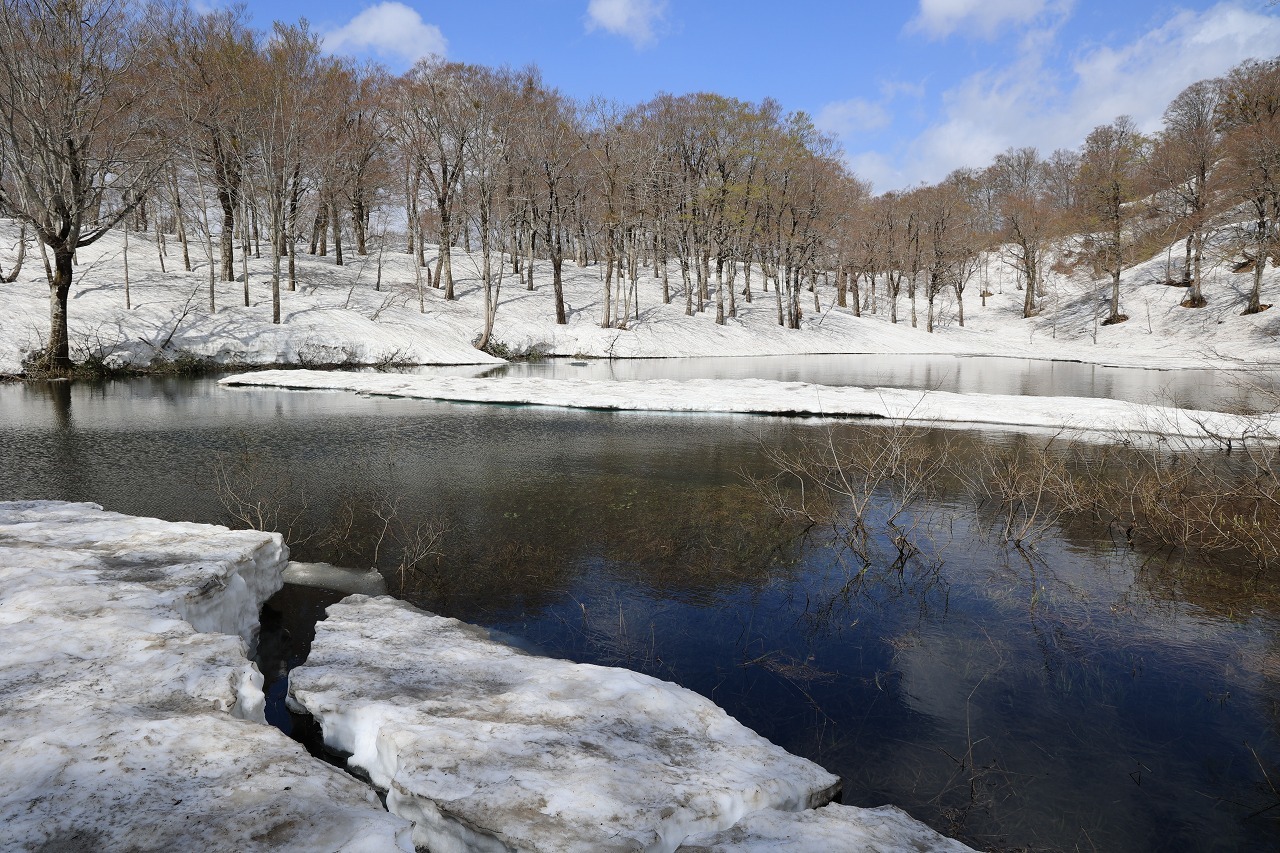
xmin=754 ymin=423 xmax=957 ymax=568
xmin=212 ymin=452 xmax=447 ymax=590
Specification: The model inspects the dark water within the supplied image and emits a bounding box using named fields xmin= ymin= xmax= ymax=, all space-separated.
xmin=2 ymin=372 xmax=1278 ymax=852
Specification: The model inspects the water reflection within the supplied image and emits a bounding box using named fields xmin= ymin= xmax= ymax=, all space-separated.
xmin=0 ymin=376 xmax=1278 ymax=850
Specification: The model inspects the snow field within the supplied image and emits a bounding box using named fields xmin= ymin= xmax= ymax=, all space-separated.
xmin=1 ymin=218 xmax=1278 ymax=376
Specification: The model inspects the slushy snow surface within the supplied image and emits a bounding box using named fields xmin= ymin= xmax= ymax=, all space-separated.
xmin=221 ymin=368 xmax=1278 ymax=439
xmin=0 ymin=501 xmax=412 ymax=852
xmin=679 ymin=804 xmax=975 ymax=852
xmin=287 ymin=594 xmax=969 ymax=853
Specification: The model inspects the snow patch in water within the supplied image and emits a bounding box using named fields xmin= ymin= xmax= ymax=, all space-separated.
xmin=290 ymin=595 xmax=874 ymax=852
xmin=222 ymin=369 xmax=1279 ymax=440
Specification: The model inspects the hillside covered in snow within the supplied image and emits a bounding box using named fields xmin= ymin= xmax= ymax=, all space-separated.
xmin=0 ymin=219 xmax=1277 ymax=378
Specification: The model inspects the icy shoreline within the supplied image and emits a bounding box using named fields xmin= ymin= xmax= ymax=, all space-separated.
xmin=0 ymin=501 xmax=973 ymax=852
xmin=220 ymin=368 xmax=1279 ymax=440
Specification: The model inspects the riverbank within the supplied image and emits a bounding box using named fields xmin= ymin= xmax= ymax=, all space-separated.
xmin=1 ymin=220 xmax=1278 ymax=376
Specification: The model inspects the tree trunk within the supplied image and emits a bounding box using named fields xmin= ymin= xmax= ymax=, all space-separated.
xmin=714 ymin=254 xmax=725 ymax=325
xmin=909 ymin=273 xmax=917 ymax=328
xmin=773 ymin=264 xmax=784 ymax=326
xmin=552 ymin=251 xmax=566 ymax=324
xmin=218 ymin=187 xmax=235 ymax=283
xmin=1106 ymin=208 xmax=1124 ymax=322
xmin=123 ymin=226 xmax=131 ymax=311
xmin=45 ymin=247 xmax=74 ymax=371
xmin=524 ymin=225 xmax=535 ymax=291
xmin=602 ymin=237 xmax=614 ymax=328
xmin=241 ymin=195 xmax=251 ymax=307
xmin=331 ymin=197 xmax=344 ymax=267
xmin=351 ymin=193 xmax=368 ymax=256
xmin=171 ymin=169 xmax=191 ymax=273
xmin=680 ymin=252 xmax=693 ymax=316
xmin=1022 ymin=244 xmax=1037 ymax=318
xmin=438 ymin=201 xmax=455 ymax=298
xmin=726 ymin=258 xmax=737 ymax=320
xmin=270 ymin=203 xmax=282 ymax=325
xmin=1245 ymin=215 xmax=1270 ymax=315
xmin=1 ymin=222 xmax=27 ymax=283
xmin=1186 ymin=229 xmax=1206 ymax=307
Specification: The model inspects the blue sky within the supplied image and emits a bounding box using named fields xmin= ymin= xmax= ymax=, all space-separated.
xmin=238 ymin=1 xmax=1280 ymax=191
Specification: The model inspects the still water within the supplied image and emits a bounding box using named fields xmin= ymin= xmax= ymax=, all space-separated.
xmin=1 ymin=360 xmax=1278 ymax=852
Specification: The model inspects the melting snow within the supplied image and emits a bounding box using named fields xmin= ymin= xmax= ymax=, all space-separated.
xmin=221 ymin=369 xmax=1278 ymax=440
xmin=0 ymin=501 xmax=412 ymax=851
xmin=680 ymin=804 xmax=975 ymax=852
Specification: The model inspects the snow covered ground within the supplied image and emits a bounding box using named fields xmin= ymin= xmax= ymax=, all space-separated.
xmin=288 ymin=594 xmax=972 ymax=853
xmin=1 ymin=218 xmax=1277 ymax=375
xmin=221 ymin=368 xmax=1279 ymax=440
xmin=0 ymin=501 xmax=413 ymax=851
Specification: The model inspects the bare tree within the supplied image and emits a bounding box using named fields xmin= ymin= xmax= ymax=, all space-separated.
xmin=987 ymin=148 xmax=1054 ymax=318
xmin=1149 ymin=80 xmax=1222 ymax=307
xmin=399 ymin=60 xmax=486 ymax=301
xmin=1078 ymin=116 xmax=1147 ymax=325
xmin=518 ymin=82 xmax=582 ymax=324
xmin=245 ymin=21 xmax=329 ymax=324
xmin=0 ymin=0 xmax=164 ymax=370
xmin=155 ymin=4 xmax=256 ymax=287
xmin=1217 ymin=57 xmax=1280 ymax=315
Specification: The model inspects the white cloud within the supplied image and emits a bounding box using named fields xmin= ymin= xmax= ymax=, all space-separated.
xmin=908 ymin=0 xmax=1068 ymax=40
xmin=323 ymin=2 xmax=446 ymax=66
xmin=845 ymin=151 xmax=907 ymax=193
xmin=881 ymin=2 xmax=1280 ymax=190
xmin=816 ymin=98 xmax=891 ymax=138
xmin=585 ymin=0 xmax=668 ymax=48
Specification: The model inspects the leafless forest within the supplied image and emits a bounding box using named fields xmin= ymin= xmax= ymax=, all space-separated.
xmin=0 ymin=0 xmax=1276 ymax=371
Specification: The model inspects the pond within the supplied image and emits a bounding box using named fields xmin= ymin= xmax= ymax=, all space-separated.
xmin=1 ymin=358 xmax=1278 ymax=852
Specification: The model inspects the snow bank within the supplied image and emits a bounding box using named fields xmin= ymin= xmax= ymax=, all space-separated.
xmin=221 ymin=369 xmax=1279 ymax=440
xmin=288 ymin=595 xmax=845 ymax=853
xmin=0 ymin=501 xmax=412 ymax=852
xmin=679 ymin=804 xmax=975 ymax=852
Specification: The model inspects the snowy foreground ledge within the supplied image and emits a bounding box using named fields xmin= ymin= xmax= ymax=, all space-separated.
xmin=222 ymin=369 xmax=1278 ymax=440
xmin=0 ymin=502 xmax=413 ymax=851
xmin=289 ymin=595 xmax=975 ymax=853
